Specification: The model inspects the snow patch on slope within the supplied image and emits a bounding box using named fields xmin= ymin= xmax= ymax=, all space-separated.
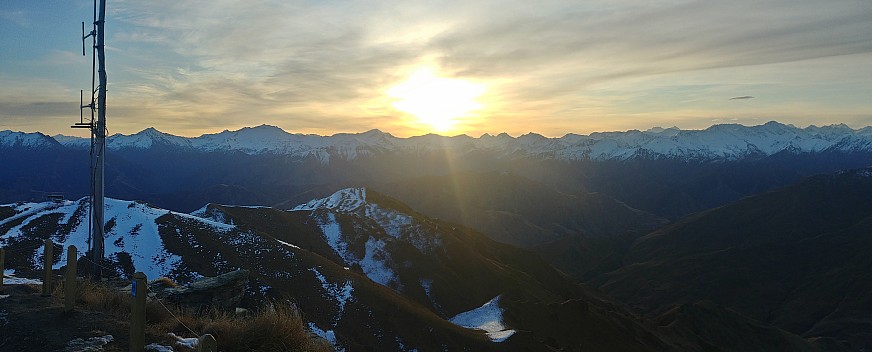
xmin=359 ymin=238 xmax=395 ymax=287
xmin=309 ymin=323 xmax=345 ymax=352
xmin=310 ymin=267 xmax=354 ymax=319
xmin=315 ymin=212 xmax=351 ymax=259
xmin=449 ymin=295 xmax=516 ymax=343
xmin=855 ymin=168 xmax=872 ymax=178
xmin=2 ymin=269 xmax=42 ymax=285
xmin=304 ymin=210 xmax=399 ymax=288
xmin=64 ymin=335 xmax=114 ymax=352
xmin=1 ymin=198 xmax=234 ymax=280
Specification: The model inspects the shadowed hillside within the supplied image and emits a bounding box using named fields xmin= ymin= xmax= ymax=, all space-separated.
xmin=593 ymin=168 xmax=872 ymax=350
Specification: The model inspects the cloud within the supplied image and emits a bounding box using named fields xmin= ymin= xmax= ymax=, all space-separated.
xmin=0 ymin=10 xmax=30 ymax=28
xmin=7 ymin=0 xmax=871 ymax=137
xmin=729 ymin=96 xmax=755 ymax=100
xmin=434 ymin=0 xmax=872 ymax=85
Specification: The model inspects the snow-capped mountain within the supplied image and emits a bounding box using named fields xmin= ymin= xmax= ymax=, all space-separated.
xmin=0 ymin=130 xmax=61 ymax=149
xmin=52 ymin=125 xmax=395 ymax=162
xmin=44 ymin=121 xmax=872 ymax=162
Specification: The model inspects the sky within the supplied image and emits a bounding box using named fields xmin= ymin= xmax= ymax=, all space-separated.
xmin=1 ymin=0 xmax=871 ymax=137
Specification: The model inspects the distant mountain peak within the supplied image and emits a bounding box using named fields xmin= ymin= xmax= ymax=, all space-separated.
xmin=0 ymin=130 xmax=61 ymax=149
xmin=248 ymin=124 xmax=286 ymax=132
xmin=359 ymin=128 xmax=387 ymax=136
xmin=292 ymin=188 xmax=367 ymax=212
xmin=645 ymin=126 xmax=681 ymax=134
xmin=139 ymin=127 xmax=162 ymax=134
xmin=233 ymin=124 xmax=290 ymax=136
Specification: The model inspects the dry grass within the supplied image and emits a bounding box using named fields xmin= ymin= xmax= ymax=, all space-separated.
xmin=54 ymin=279 xmax=333 ymax=352
xmin=163 ymin=304 xmax=334 ymax=352
xmin=150 ymin=276 xmax=179 ymax=288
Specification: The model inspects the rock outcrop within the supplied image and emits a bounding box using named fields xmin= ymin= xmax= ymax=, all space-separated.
xmin=159 ymin=269 xmax=249 ymax=311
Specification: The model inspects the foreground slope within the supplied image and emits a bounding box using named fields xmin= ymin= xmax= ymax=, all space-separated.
xmin=0 ymin=190 xmax=845 ymax=351
xmin=595 ymin=168 xmax=872 ymax=349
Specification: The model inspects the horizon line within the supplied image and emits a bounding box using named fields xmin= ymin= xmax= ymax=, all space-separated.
xmin=8 ymin=120 xmax=870 ymax=140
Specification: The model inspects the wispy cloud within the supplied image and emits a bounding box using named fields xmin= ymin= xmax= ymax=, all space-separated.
xmin=4 ymin=0 xmax=872 ymax=136
xmin=0 ymin=10 xmax=30 ymax=28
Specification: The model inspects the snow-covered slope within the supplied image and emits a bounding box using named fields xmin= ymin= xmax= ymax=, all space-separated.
xmin=0 ymin=198 xmax=233 ymax=279
xmin=46 ymin=121 xmax=872 ymax=163
xmin=291 ymin=188 xmax=441 ymax=289
xmin=449 ymin=295 xmax=516 ymax=343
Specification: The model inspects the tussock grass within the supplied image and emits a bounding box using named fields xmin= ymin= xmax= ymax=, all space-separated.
xmin=55 ymin=279 xmax=333 ymax=352
xmin=163 ymin=304 xmax=333 ymax=352
xmin=150 ymin=276 xmax=179 ymax=288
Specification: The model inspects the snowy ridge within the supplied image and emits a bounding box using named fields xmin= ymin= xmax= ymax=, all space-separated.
xmin=292 ymin=188 xmax=444 ymax=290
xmin=0 ymin=130 xmax=59 ymax=149
xmin=45 ymin=121 xmax=872 ymax=162
xmin=449 ymin=295 xmax=516 ymax=343
xmin=293 ymin=188 xmax=367 ymax=212
xmin=0 ymin=198 xmax=235 ymax=279
xmin=294 ymin=188 xmax=439 ymax=253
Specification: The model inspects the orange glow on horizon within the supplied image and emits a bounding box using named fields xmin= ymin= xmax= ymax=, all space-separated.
xmin=387 ymin=67 xmax=486 ymax=134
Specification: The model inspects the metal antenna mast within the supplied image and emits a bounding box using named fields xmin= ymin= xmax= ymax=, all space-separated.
xmin=72 ymin=0 xmax=108 ymax=279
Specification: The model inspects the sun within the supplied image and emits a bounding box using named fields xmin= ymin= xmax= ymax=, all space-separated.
xmin=388 ymin=67 xmax=485 ymax=133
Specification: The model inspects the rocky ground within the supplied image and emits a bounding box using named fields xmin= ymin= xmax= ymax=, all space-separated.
xmin=0 ymin=283 xmax=176 ymax=352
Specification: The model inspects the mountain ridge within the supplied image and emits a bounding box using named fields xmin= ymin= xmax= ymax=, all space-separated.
xmin=36 ymin=121 xmax=872 ymax=162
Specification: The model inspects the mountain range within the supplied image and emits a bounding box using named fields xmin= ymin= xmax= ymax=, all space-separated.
xmin=3 ymin=122 xmax=871 ymax=237
xmin=35 ymin=121 xmax=872 ymax=161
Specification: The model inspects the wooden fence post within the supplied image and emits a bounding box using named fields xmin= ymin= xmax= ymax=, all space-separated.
xmin=41 ymin=239 xmax=53 ymax=296
xmin=0 ymin=247 xmax=5 ymax=287
xmin=130 ymin=272 xmax=147 ymax=352
xmin=198 ymin=334 xmax=217 ymax=352
xmin=64 ymin=245 xmax=77 ymax=312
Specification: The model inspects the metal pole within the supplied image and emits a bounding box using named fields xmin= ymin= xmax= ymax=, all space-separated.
xmin=92 ymin=0 xmax=107 ymax=279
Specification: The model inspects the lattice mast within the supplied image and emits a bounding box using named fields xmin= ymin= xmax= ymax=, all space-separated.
xmin=72 ymin=0 xmax=108 ymax=279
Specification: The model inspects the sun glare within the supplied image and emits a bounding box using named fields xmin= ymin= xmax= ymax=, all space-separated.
xmin=388 ymin=68 xmax=485 ymax=133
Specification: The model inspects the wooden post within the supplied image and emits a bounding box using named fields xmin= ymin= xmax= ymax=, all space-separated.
xmin=41 ymin=239 xmax=53 ymax=296
xmin=64 ymin=245 xmax=77 ymax=312
xmin=130 ymin=272 xmax=147 ymax=352
xmin=198 ymin=334 xmax=217 ymax=352
xmin=0 ymin=247 xmax=5 ymax=287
